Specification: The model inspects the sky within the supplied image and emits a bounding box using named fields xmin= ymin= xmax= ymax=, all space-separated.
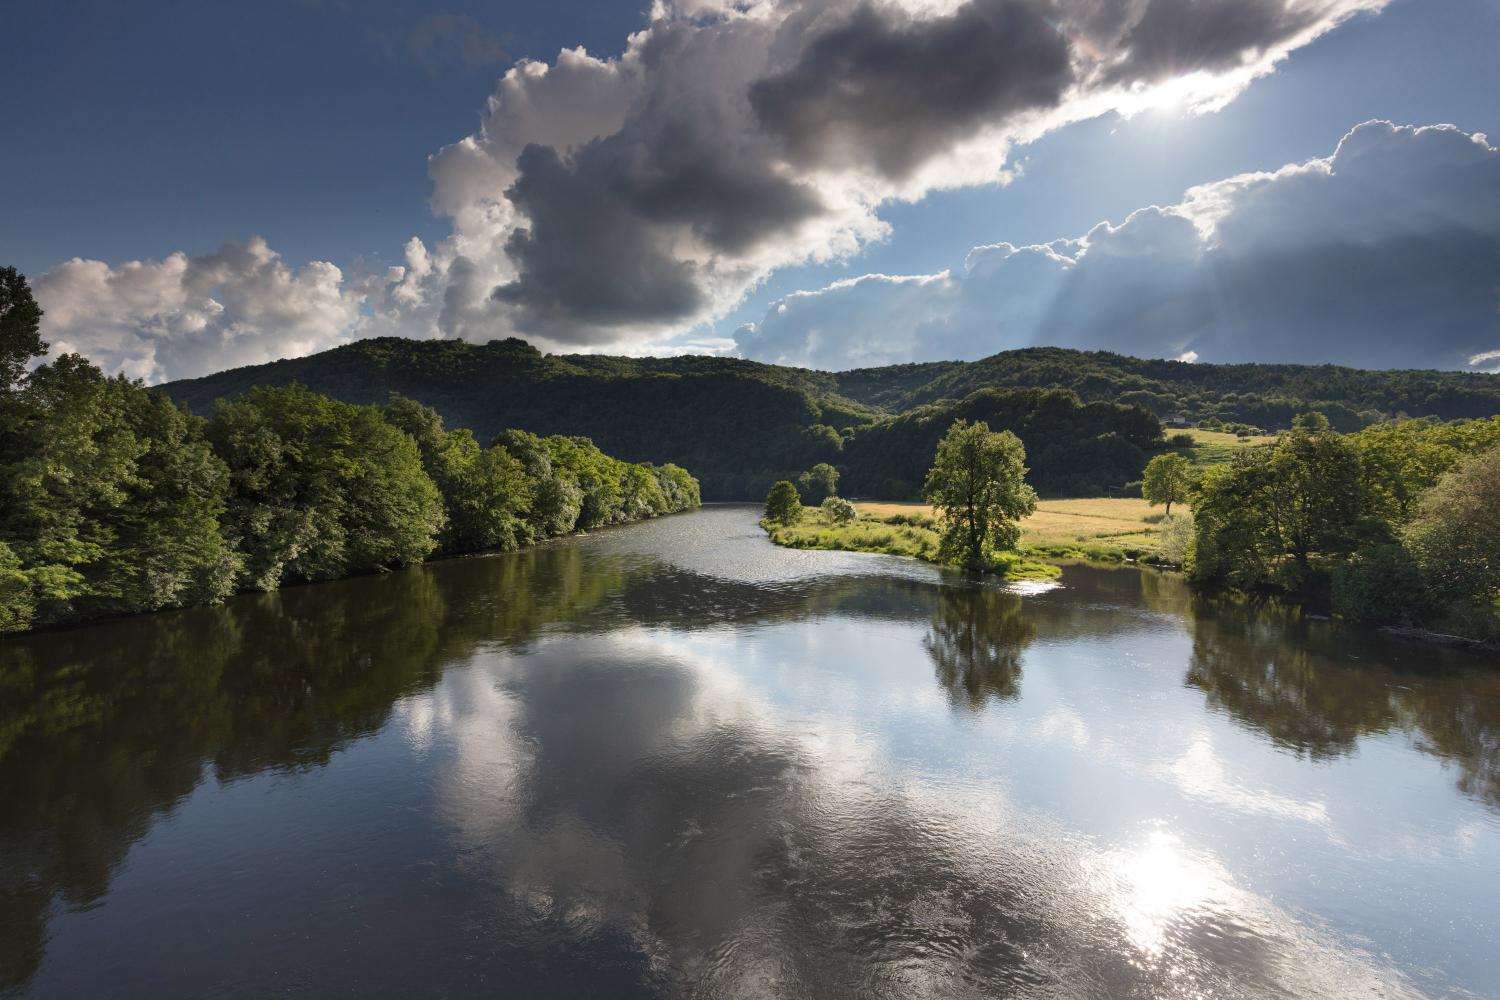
xmin=4 ymin=0 xmax=1499 ymax=381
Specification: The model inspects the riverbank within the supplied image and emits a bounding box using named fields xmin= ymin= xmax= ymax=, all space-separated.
xmin=761 ymin=505 xmax=1062 ymax=581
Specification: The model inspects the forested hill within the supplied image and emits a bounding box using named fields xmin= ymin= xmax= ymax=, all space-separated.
xmin=831 ymin=347 xmax=1500 ymax=429
xmin=163 ymin=337 xmax=1500 ymax=500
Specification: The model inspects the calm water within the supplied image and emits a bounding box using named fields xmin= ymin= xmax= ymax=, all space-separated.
xmin=2 ymin=505 xmax=1498 ymax=998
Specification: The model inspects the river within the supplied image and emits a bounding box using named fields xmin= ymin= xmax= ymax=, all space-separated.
xmin=1 ymin=505 xmax=1496 ymax=998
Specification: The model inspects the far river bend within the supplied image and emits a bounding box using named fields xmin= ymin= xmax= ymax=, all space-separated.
xmin=1 ymin=504 xmax=1497 ymax=998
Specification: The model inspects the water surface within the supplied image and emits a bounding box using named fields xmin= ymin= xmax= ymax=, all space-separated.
xmin=2 ymin=505 xmax=1497 ymax=998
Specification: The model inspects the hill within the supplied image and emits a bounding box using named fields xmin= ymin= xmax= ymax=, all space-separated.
xmin=163 ymin=338 xmax=1500 ymax=500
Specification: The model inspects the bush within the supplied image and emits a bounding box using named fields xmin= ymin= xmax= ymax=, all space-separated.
xmin=1331 ymin=544 xmax=1432 ymax=624
xmin=1167 ymin=433 xmax=1196 ymax=447
xmin=1156 ymin=511 xmax=1194 ymax=566
xmin=820 ymin=496 xmax=857 ymax=524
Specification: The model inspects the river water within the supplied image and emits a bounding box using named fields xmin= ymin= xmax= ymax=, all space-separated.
xmin=1 ymin=505 xmax=1496 ymax=998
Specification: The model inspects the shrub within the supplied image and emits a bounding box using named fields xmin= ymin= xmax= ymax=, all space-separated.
xmin=820 ymin=496 xmax=857 ymax=525
xmin=1167 ymin=432 xmax=1196 ymax=447
xmin=1156 ymin=511 xmax=1194 ymax=566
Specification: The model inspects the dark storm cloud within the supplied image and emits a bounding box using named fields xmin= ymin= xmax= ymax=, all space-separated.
xmin=1099 ymin=0 xmax=1328 ymax=84
xmin=750 ymin=0 xmax=1075 ymax=179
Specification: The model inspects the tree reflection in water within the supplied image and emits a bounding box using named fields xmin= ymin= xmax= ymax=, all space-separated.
xmin=1183 ymin=591 xmax=1500 ymax=807
xmin=926 ymin=583 xmax=1036 ymax=709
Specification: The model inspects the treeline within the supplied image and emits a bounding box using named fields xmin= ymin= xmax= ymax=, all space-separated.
xmin=839 ymin=387 xmax=1163 ymax=498
xmin=162 ymin=337 xmax=1500 ymax=502
xmin=1185 ymin=414 xmax=1500 ymax=639
xmin=0 ymin=274 xmax=698 ymax=633
xmin=833 ymin=347 xmax=1500 ymax=430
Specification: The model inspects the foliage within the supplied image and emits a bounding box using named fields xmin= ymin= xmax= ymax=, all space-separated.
xmin=820 ymin=495 xmax=857 ymax=525
xmin=1331 ymin=544 xmax=1433 ymax=625
xmin=798 ymin=462 xmax=840 ymax=504
xmin=207 ymin=385 xmax=445 ymax=589
xmin=922 ymin=420 xmax=1038 ymax=570
xmin=1188 ymin=415 xmax=1365 ymax=591
xmin=1354 ymin=416 xmax=1500 ymax=529
xmin=0 ymin=265 xmax=47 ymax=393
xmin=764 ymin=480 xmax=802 ymax=526
xmin=1404 ymin=448 xmax=1500 ymax=613
xmin=381 ymin=394 xmax=532 ymax=553
xmin=0 ymin=354 xmax=240 ymax=628
xmin=1141 ymin=453 xmax=1191 ymax=516
xmin=1155 ymin=510 xmax=1195 ymax=567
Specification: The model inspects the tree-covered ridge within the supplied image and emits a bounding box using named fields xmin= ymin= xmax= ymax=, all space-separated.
xmin=163 ymin=337 xmax=1500 ymax=502
xmin=0 ymin=275 xmax=700 ymax=634
xmin=840 ymin=346 xmax=1500 ymax=430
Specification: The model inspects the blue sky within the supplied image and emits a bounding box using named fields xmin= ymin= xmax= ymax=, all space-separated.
xmin=6 ymin=0 xmax=1500 ymax=378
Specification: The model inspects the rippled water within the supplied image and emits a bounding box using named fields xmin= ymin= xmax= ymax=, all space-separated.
xmin=2 ymin=505 xmax=1497 ymax=998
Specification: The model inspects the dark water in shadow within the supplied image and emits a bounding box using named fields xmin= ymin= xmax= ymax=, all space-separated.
xmin=1 ymin=505 xmax=1496 ymax=998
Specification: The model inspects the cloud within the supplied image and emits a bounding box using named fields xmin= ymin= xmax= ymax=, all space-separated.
xmin=737 ymin=121 xmax=1500 ymax=371
xmin=34 ymin=0 xmax=1391 ymax=379
xmin=34 ymin=238 xmax=369 ymax=383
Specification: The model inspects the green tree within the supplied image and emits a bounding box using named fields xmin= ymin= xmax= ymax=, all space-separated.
xmin=764 ymin=480 xmax=802 ymax=526
xmin=922 ymin=420 xmax=1037 ymax=570
xmin=208 ymin=386 xmax=443 ymax=589
xmin=1189 ymin=414 xmax=1365 ymax=590
xmin=0 ymin=355 xmax=239 ymax=628
xmin=1404 ymin=448 xmax=1500 ymax=611
xmin=1141 ymin=452 xmax=1191 ymax=516
xmin=0 ymin=266 xmax=47 ymax=393
xmin=797 ymin=462 xmax=840 ymax=504
xmin=382 ymin=395 xmax=531 ymax=553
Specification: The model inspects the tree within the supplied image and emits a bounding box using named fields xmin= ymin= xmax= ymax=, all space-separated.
xmin=207 ymin=386 xmax=444 ymax=589
xmin=820 ymin=495 xmax=857 ymax=524
xmin=1189 ymin=415 xmax=1365 ymax=590
xmin=0 ymin=354 xmax=239 ymax=628
xmin=1404 ymin=447 xmax=1500 ymax=610
xmin=764 ymin=480 xmax=802 ymax=526
xmin=797 ymin=462 xmax=839 ymax=504
xmin=383 ymin=394 xmax=531 ymax=553
xmin=0 ymin=266 xmax=47 ymax=393
xmin=1141 ymin=452 xmax=1191 ymax=516
xmin=921 ymin=420 xmax=1037 ymax=570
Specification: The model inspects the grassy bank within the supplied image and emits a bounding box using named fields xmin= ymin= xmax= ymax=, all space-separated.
xmin=852 ymin=497 xmax=1184 ymax=564
xmin=762 ymin=505 xmax=1061 ymax=581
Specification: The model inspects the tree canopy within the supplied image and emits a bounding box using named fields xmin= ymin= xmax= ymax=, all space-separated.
xmin=1142 ymin=453 xmax=1191 ymax=516
xmin=922 ymin=420 xmax=1038 ymax=570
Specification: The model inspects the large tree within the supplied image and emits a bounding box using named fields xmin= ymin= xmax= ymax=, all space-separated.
xmin=1141 ymin=452 xmax=1191 ymax=516
xmin=0 ymin=266 xmax=47 ymax=393
xmin=922 ymin=420 xmax=1037 ymax=570
xmin=1190 ymin=413 xmax=1364 ymax=589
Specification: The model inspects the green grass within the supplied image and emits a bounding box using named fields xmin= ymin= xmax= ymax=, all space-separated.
xmin=1168 ymin=427 xmax=1278 ymax=472
xmin=851 ymin=498 xmax=1184 ymax=564
xmin=762 ymin=507 xmax=1061 ymax=581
